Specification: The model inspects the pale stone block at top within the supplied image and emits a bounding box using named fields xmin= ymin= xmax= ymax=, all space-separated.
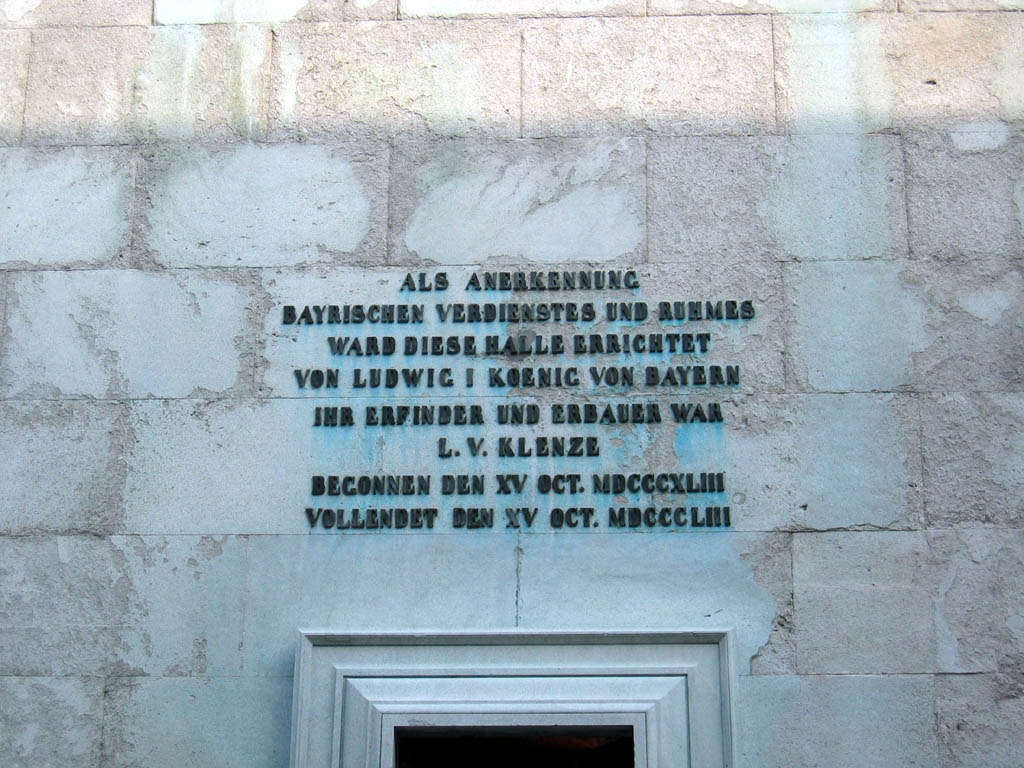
xmin=23 ymin=27 xmax=147 ymax=144
xmin=521 ymin=16 xmax=775 ymax=136
xmin=240 ymin=534 xmax=517 ymax=675
xmin=516 ymin=532 xmax=779 ymax=673
xmin=648 ymin=134 xmax=907 ymax=261
xmin=652 ymin=0 xmax=893 ymax=11
xmin=736 ymin=675 xmax=938 ymax=768
xmin=922 ymin=393 xmax=1024 ymax=528
xmin=905 ymin=129 xmax=1024 ymax=260
xmin=0 ymin=677 xmax=104 ymax=768
xmin=135 ymin=24 xmax=272 ymax=142
xmin=789 ymin=260 xmax=927 ymax=392
xmin=391 ymin=137 xmax=645 ymax=265
xmin=0 ymin=401 xmax=126 ymax=534
xmin=0 ymin=147 xmax=132 ymax=268
xmin=904 ymin=0 xmax=1024 ymax=10
xmin=23 ymin=26 xmax=272 ymax=145
xmin=271 ymin=20 xmax=521 ymax=138
xmin=145 ymin=143 xmax=385 ymax=268
xmin=935 ymin=673 xmax=1024 ymax=768
xmin=1 ymin=0 xmax=150 ymax=25
xmin=1 ymin=270 xmax=249 ymax=398
xmin=794 ymin=530 xmax=1024 ymax=673
xmin=400 ymin=0 xmax=645 ymax=16
xmin=0 ymin=29 xmax=29 ymax=145
xmin=883 ymin=13 xmax=1024 ymax=129
xmin=104 ymin=677 xmax=292 ymax=768
xmin=154 ymin=0 xmax=397 ymax=23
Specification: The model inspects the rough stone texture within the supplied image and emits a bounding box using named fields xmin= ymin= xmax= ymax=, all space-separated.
xmin=0 ymin=0 xmax=151 ymax=25
xmin=23 ymin=27 xmax=149 ymax=145
xmin=653 ymin=0 xmax=894 ymax=11
xmin=935 ymin=672 xmax=1024 ymax=768
xmin=743 ymin=532 xmax=796 ymax=675
xmin=0 ymin=676 xmax=104 ymax=768
xmin=270 ymin=20 xmax=521 ymax=139
xmin=736 ymin=674 xmax=939 ymax=768
xmin=794 ymin=531 xmax=1024 ymax=674
xmin=155 ymin=0 xmax=397 ymax=23
xmin=905 ymin=129 xmax=1024 ymax=260
xmin=0 ymin=147 xmax=133 ymax=268
xmin=1 ymin=270 xmax=250 ymax=399
xmin=648 ymin=134 xmax=907 ymax=261
xmin=789 ymin=260 xmax=927 ymax=392
xmin=144 ymin=142 xmax=386 ymax=267
xmin=400 ymin=0 xmax=645 ymax=15
xmin=905 ymin=0 xmax=1024 ymax=9
xmin=391 ymin=137 xmax=645 ymax=265
xmin=0 ymin=29 xmax=28 ymax=145
xmin=135 ymin=24 xmax=272 ymax=142
xmin=103 ymin=677 xmax=293 ymax=768
xmin=922 ymin=393 xmax=1024 ymax=528
xmin=517 ymin=532 xmax=780 ymax=672
xmin=0 ymin=400 xmax=126 ymax=534
xmin=0 ymin=536 xmax=129 ymax=676
xmin=23 ymin=26 xmax=271 ymax=145
xmin=522 ymin=17 xmax=775 ymax=136
xmin=776 ymin=13 xmax=1024 ymax=133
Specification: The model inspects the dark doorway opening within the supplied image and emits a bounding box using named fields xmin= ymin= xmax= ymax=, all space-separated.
xmin=394 ymin=725 xmax=634 ymax=768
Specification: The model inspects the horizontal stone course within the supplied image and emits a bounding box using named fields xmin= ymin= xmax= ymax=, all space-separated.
xmin=0 ymin=0 xmax=151 ymax=26
xmin=522 ymin=16 xmax=776 ymax=136
xmin=155 ymin=0 xmax=397 ymax=23
xmin=399 ymin=0 xmax=645 ymax=15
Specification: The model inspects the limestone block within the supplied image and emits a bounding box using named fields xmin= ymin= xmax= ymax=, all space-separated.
xmin=0 ymin=401 xmax=126 ymax=534
xmin=882 ymin=14 xmax=1024 ymax=129
xmin=23 ymin=27 xmax=149 ymax=145
xmin=135 ymin=24 xmax=272 ymax=142
xmin=774 ymin=14 xmax=894 ymax=134
xmin=516 ymin=532 xmax=781 ymax=672
xmin=922 ymin=393 xmax=1024 ymax=527
xmin=522 ymin=17 xmax=775 ymax=136
xmin=24 ymin=26 xmax=272 ymax=145
xmin=904 ymin=0 xmax=1024 ymax=10
xmin=0 ymin=677 xmax=104 ymax=768
xmin=935 ymin=673 xmax=1024 ymax=768
xmin=2 ymin=270 xmax=250 ymax=398
xmin=112 ymin=535 xmax=249 ymax=676
xmin=905 ymin=129 xmax=1024 ymax=260
xmin=794 ymin=530 xmax=1024 ymax=674
xmin=0 ymin=0 xmax=151 ymax=25
xmin=743 ymin=532 xmax=796 ymax=674
xmin=901 ymin=257 xmax=1023 ymax=392
xmin=0 ymin=147 xmax=133 ymax=268
xmin=240 ymin=533 xmax=517 ymax=675
xmin=673 ymin=393 xmax=922 ymax=532
xmin=391 ymin=137 xmax=645 ymax=265
xmin=144 ymin=143 xmax=386 ymax=268
xmin=0 ymin=29 xmax=28 ymax=145
xmin=788 ymin=260 xmax=927 ymax=392
xmin=736 ymin=675 xmax=939 ymax=768
xmin=270 ymin=20 xmax=520 ymax=139
xmin=124 ymin=399 xmax=326 ymax=534
xmin=400 ymin=0 xmax=644 ymax=16
xmin=776 ymin=13 xmax=1024 ymax=132
xmin=0 ymin=536 xmax=129 ymax=675
xmin=653 ymin=0 xmax=893 ymax=12
xmin=155 ymin=0 xmax=397 ymax=22
xmin=648 ymin=134 xmax=907 ymax=261
xmin=103 ymin=677 xmax=292 ymax=768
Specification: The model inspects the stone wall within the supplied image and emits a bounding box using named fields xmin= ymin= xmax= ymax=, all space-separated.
xmin=1 ymin=1 xmax=1022 ymax=766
